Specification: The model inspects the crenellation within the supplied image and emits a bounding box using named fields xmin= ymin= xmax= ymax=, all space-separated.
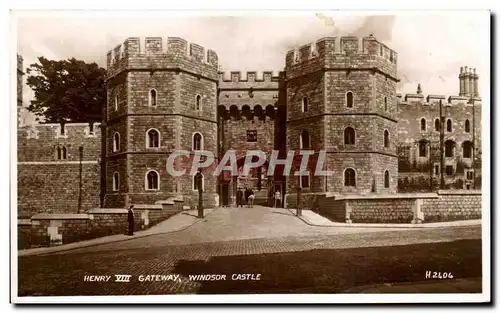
xmin=448 ymin=95 xmax=469 ymax=105
xmin=124 ymin=37 xmax=140 ymax=56
xmin=166 ymin=37 xmax=188 ymax=56
xmin=206 ymin=49 xmax=218 ymax=66
xmin=404 ymin=94 xmax=424 ymax=102
xmin=298 ymin=44 xmax=312 ymax=62
xmin=189 ymin=43 xmax=205 ymax=62
xmin=247 ymin=71 xmax=256 ymax=82
xmin=113 ymin=44 xmax=123 ymax=62
xmin=18 ymin=122 xmax=102 ymax=140
xmin=145 ymin=37 xmax=163 ymax=54
xmin=340 ymin=36 xmax=359 ymax=55
xmin=231 ymin=71 xmax=241 ymax=82
xmin=426 ymin=95 xmax=446 ymax=102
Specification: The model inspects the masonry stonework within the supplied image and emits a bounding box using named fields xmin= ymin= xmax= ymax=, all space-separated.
xmin=17 ymin=35 xmax=483 ymax=225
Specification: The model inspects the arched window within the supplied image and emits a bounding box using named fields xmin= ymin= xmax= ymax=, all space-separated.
xmin=146 ymin=129 xmax=160 ymax=148
xmin=465 ymin=119 xmax=471 ymax=133
xmin=346 ymin=92 xmax=353 ymax=108
xmin=384 ymin=170 xmax=390 ymax=188
xmin=193 ymin=173 xmax=204 ymax=191
xmin=149 ymin=89 xmax=157 ymax=106
xmin=193 ymin=132 xmax=203 ymax=151
xmin=113 ymin=132 xmax=120 ymax=152
xmin=113 ymin=172 xmax=119 ymax=191
xmin=300 ymin=130 xmax=310 ymax=149
xmin=56 ymin=146 xmax=67 ymax=160
xmin=463 ymin=141 xmax=473 ymax=158
xmin=302 ymin=97 xmax=309 ymax=113
xmin=344 ymin=127 xmax=355 ymax=145
xmin=420 ymin=118 xmax=426 ymax=131
xmin=446 ymin=119 xmax=452 ymax=132
xmin=445 ymin=140 xmax=455 ymax=157
xmin=195 ymin=95 xmax=202 ymax=111
xmin=344 ymin=168 xmax=356 ymax=187
xmin=418 ymin=140 xmax=427 ymax=157
xmin=146 ymin=170 xmax=159 ymax=190
xmin=114 ymin=94 xmax=118 ymax=111
xmin=435 ymin=118 xmax=440 ymax=131
xmin=384 ymin=97 xmax=388 ymax=111
xmin=384 ymin=130 xmax=389 ymax=148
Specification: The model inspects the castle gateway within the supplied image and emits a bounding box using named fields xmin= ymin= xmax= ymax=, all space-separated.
xmin=17 ymin=35 xmax=481 ymax=214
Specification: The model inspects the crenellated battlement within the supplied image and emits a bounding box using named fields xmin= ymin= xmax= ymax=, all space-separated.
xmin=218 ymin=71 xmax=282 ymax=89
xmin=397 ymin=94 xmax=481 ymax=106
xmin=285 ymin=35 xmax=398 ymax=81
xmin=106 ymin=37 xmax=219 ymax=81
xmin=18 ymin=122 xmax=102 ymax=140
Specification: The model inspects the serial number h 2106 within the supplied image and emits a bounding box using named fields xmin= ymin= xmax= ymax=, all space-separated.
xmin=425 ymin=271 xmax=454 ymax=279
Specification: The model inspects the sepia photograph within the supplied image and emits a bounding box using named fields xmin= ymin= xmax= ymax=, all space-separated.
xmin=10 ymin=10 xmax=490 ymax=304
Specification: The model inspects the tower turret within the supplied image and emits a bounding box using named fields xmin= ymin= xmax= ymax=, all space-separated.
xmin=285 ymin=36 xmax=399 ymax=195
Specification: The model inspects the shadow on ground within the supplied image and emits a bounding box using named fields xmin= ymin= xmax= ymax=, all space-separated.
xmin=173 ymin=239 xmax=482 ymax=294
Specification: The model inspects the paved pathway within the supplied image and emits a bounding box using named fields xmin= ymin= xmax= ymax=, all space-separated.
xmin=16 ymin=206 xmax=483 ymax=297
xmin=18 ymin=225 xmax=482 ymax=296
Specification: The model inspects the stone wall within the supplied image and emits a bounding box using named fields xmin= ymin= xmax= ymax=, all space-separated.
xmin=18 ymin=199 xmax=184 ymax=249
xmin=17 ymin=123 xmax=102 ymax=218
xmin=315 ymin=191 xmax=481 ymax=224
xmin=285 ymin=192 xmax=325 ymax=211
xmin=422 ymin=190 xmax=481 ymax=222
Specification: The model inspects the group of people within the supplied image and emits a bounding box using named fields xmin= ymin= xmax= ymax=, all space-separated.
xmin=236 ymin=188 xmax=255 ymax=208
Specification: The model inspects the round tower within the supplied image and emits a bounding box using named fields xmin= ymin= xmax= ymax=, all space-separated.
xmin=285 ymin=36 xmax=399 ymax=195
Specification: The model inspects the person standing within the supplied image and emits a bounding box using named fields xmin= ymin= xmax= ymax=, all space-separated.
xmin=244 ymin=188 xmax=250 ymax=207
xmin=127 ymin=205 xmax=135 ymax=236
xmin=274 ymin=189 xmax=281 ymax=208
xmin=248 ymin=189 xmax=255 ymax=208
xmin=237 ymin=188 xmax=244 ymax=208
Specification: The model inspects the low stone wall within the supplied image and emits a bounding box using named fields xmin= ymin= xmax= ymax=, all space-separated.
xmin=316 ymin=191 xmax=482 ymax=224
xmin=422 ymin=190 xmax=482 ymax=222
xmin=18 ymin=197 xmax=185 ymax=250
xmin=285 ymin=192 xmax=325 ymax=210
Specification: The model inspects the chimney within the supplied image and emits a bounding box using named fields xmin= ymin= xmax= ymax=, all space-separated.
xmin=416 ymin=83 xmax=422 ymax=95
xmin=463 ymin=66 xmax=470 ymax=96
xmin=473 ymin=68 xmax=479 ymax=97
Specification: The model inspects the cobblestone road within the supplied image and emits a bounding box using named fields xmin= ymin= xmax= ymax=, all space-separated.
xmin=17 ymin=207 xmax=483 ymax=296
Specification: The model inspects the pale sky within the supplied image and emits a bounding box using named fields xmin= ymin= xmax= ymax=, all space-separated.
xmin=16 ymin=12 xmax=490 ymax=105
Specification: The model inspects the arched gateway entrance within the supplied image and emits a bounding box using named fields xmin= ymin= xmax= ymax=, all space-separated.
xmin=218 ymin=156 xmax=285 ymax=207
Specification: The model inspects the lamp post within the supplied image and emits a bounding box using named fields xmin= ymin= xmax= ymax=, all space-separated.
xmin=296 ymin=176 xmax=302 ymax=217
xmin=78 ymin=145 xmax=83 ymax=213
xmin=195 ymin=170 xmax=204 ymax=218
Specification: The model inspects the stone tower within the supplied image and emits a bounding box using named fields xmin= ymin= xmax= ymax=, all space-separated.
xmin=285 ymin=36 xmax=399 ymax=195
xmin=104 ymin=37 xmax=219 ymax=208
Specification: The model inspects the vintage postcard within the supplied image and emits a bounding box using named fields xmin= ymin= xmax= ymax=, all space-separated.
xmin=11 ymin=10 xmax=491 ymax=304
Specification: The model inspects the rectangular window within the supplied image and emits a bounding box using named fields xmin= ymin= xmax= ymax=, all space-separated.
xmin=466 ymin=171 xmax=474 ymax=180
xmin=446 ymin=165 xmax=454 ymax=176
xmin=300 ymin=175 xmax=310 ymax=188
xmin=246 ymin=130 xmax=257 ymax=142
xmin=434 ymin=165 xmax=440 ymax=175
